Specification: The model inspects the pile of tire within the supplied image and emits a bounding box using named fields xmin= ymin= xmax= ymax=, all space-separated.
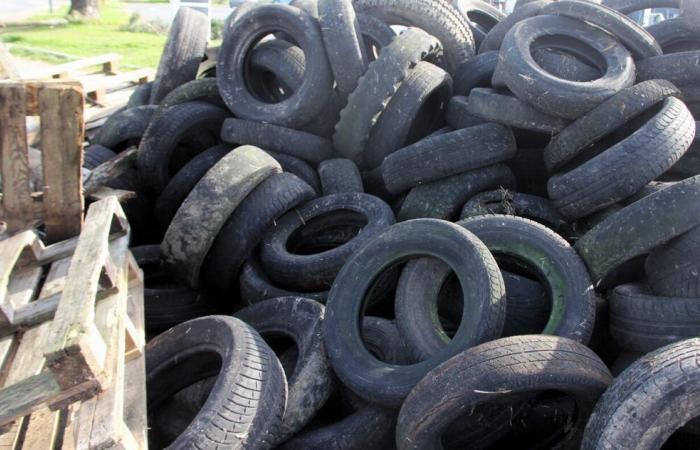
xmin=80 ymin=0 xmax=700 ymax=448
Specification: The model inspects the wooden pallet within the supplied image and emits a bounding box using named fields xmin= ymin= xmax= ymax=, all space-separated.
xmin=0 ymin=80 xmax=84 ymax=243
xmin=0 ymin=197 xmax=147 ymax=449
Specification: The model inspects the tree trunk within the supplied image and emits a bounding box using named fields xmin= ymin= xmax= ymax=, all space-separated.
xmin=69 ymin=0 xmax=100 ymax=19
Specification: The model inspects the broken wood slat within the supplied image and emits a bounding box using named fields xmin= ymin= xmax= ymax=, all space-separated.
xmin=78 ymin=69 xmax=153 ymax=95
xmin=32 ymin=54 xmax=122 ymax=80
xmin=39 ymin=84 xmax=84 ymax=243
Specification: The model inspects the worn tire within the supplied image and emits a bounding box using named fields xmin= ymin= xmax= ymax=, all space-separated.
xmin=478 ymin=0 xmax=553 ymax=53
xmin=149 ymin=8 xmax=209 ymax=104
xmin=453 ymin=0 xmax=504 ymax=48
xmin=95 ymin=105 xmax=157 ymax=151
xmin=601 ymin=0 xmax=680 ymax=14
xmin=460 ymin=189 xmax=566 ymax=231
xmin=146 ymin=316 xmax=286 ymax=449
xmin=318 ymin=159 xmax=364 ymax=195
xmin=239 ymin=257 xmax=329 ymax=305
xmin=83 ymin=144 xmax=116 ymax=170
xmin=265 ymin=150 xmax=321 ymax=193
xmin=646 ymin=225 xmax=700 ymax=298
xmin=157 ymin=77 xmax=223 ymax=112
xmin=453 ymin=50 xmax=498 ymax=95
xmin=162 ymin=146 xmax=281 ymax=288
xmin=381 ymin=123 xmax=516 ymax=194
xmin=126 ymin=82 xmax=152 ymax=108
xmin=681 ymin=0 xmax=700 ymax=33
xmin=445 ymin=95 xmax=486 ymax=129
xmin=637 ymin=50 xmax=700 ymax=87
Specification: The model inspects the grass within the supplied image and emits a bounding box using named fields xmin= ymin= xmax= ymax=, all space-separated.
xmin=0 ymin=2 xmax=167 ymax=68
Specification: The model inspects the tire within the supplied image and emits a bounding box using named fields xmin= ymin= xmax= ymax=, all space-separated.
xmin=132 ymin=245 xmax=220 ymax=332
xmin=363 ymin=61 xmax=453 ymax=169
xmin=460 ymin=189 xmax=566 ymax=231
xmin=601 ymin=0 xmax=680 ymax=14
xmin=259 ymin=193 xmax=395 ymax=291
xmin=353 ymin=0 xmax=475 ymax=73
xmin=647 ymin=17 xmax=700 ymax=53
xmin=466 ymin=88 xmax=570 ymax=134
xmin=218 ymin=4 xmax=333 ymax=127
xmin=265 ymin=150 xmax=321 ymax=193
xmin=397 ymin=335 xmax=612 ymax=450
xmin=548 ymin=97 xmax=695 ymax=220
xmin=506 ymin=147 xmax=549 ymax=197
xmin=478 ymin=0 xmax=553 ymax=53
xmin=544 ymin=80 xmax=682 ymax=172
xmin=646 ymin=225 xmax=700 ymax=298
xmin=541 ymin=0 xmax=662 ymax=60
xmin=452 ymin=0 xmax=504 ymax=48
xmin=681 ymin=0 xmax=700 ymax=33
xmin=452 ymin=50 xmax=498 ymax=95
xmin=137 ymin=101 xmax=228 ymax=194
xmin=235 ymin=297 xmax=334 ymax=444
xmin=318 ymin=0 xmax=368 ymax=99
xmin=497 ymin=15 xmax=635 ymax=120
xmin=357 ymin=13 xmax=396 ymax=60
xmin=581 ymin=338 xmax=700 ymax=450
xmin=457 ymin=215 xmax=595 ymax=344
xmin=154 ymin=144 xmax=231 ymax=227
xmin=324 ymin=219 xmax=506 ymax=407
xmin=157 ymin=77 xmax=223 ymax=111
xmin=149 ymin=8 xmax=209 ymax=104
xmin=445 ymin=95 xmax=486 ymax=129
xmin=318 ymin=159 xmax=364 ymax=195
xmin=221 ymin=118 xmax=336 ymax=165
xmin=126 ymin=82 xmax=152 ymax=108
xmin=362 ymin=316 xmax=413 ymax=365
xmin=637 ymin=50 xmax=700 ymax=86
xmin=530 ymin=47 xmax=602 ymax=82
xmin=239 ymin=256 xmax=329 ymax=305
xmin=151 ymin=377 xmax=216 ymax=445
xmin=333 ymin=28 xmax=443 ymax=162
xmin=162 ymin=146 xmax=281 ymax=288
xmin=95 ymin=105 xmax=157 ymax=151
xmin=146 ymin=316 xmax=286 ymax=449
xmin=201 ymin=173 xmax=316 ymax=294
xmin=609 ymin=283 xmax=700 ymax=354
xmin=381 ymin=123 xmax=516 ymax=194
xmin=574 ymin=175 xmax=700 ymax=283
xmin=396 ymin=164 xmax=516 ymax=221
xmin=83 ymin=144 xmax=116 ymax=170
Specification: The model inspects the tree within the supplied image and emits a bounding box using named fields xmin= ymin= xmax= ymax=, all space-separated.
xmin=69 ymin=0 xmax=100 ymax=19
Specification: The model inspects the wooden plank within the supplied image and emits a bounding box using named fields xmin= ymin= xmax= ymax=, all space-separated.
xmin=0 ymin=84 xmax=32 ymax=231
xmin=21 ymin=408 xmax=62 ymax=450
xmin=39 ymin=84 xmax=84 ymax=243
xmin=32 ymin=54 xmax=122 ymax=80
xmin=0 ymin=44 xmax=19 ymax=80
xmin=45 ymin=198 xmax=128 ymax=391
xmin=79 ymin=69 xmax=153 ymax=94
xmin=18 ymin=80 xmax=82 ymax=116
xmin=0 ymin=231 xmax=41 ymax=324
xmin=123 ymin=262 xmax=146 ymax=450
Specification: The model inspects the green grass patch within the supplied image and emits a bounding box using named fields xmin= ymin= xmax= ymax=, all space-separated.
xmin=0 ymin=2 xmax=167 ymax=68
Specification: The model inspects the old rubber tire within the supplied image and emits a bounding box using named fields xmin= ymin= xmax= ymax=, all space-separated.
xmin=83 ymin=145 xmax=116 ymax=170
xmin=646 ymin=225 xmax=700 ymax=298
xmin=318 ymin=159 xmax=364 ymax=195
xmin=146 ymin=316 xmax=286 ymax=449
xmin=452 ymin=50 xmax=498 ymax=95
xmin=265 ymin=150 xmax=321 ymax=194
xmin=235 ymin=297 xmax=334 ymax=444
xmin=126 ymin=82 xmax=152 ymax=108
xmin=217 ymin=4 xmax=333 ymax=127
xmin=478 ymin=0 xmax=553 ymax=53
xmin=445 ymin=95 xmax=486 ymax=129
xmin=681 ymin=0 xmax=700 ymax=33
xmin=637 ymin=50 xmax=700 ymax=86
xmin=95 ymin=105 xmax=157 ymax=151
xmin=149 ymin=8 xmax=209 ymax=104
xmin=324 ymin=219 xmax=506 ymax=407
xmin=601 ymin=0 xmax=680 ymax=15
xmin=381 ymin=123 xmax=516 ymax=194
xmin=161 ymin=146 xmax=281 ymax=288
xmin=581 ymin=338 xmax=700 ymax=450
xmin=397 ymin=335 xmax=612 ymax=450
xmin=239 ymin=257 xmax=329 ymax=305
xmin=157 ymin=77 xmax=223 ymax=111
xmin=201 ymin=172 xmax=316 ymax=294
xmin=574 ymin=175 xmax=700 ymax=283
xmin=259 ymin=193 xmax=395 ymax=291
xmin=460 ymin=189 xmax=566 ymax=231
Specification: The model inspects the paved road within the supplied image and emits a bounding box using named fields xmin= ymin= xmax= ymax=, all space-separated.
xmin=1 ymin=0 xmax=68 ymax=22
xmin=125 ymin=2 xmax=232 ymax=24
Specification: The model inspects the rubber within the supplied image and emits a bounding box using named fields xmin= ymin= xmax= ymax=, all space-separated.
xmin=497 ymin=14 xmax=635 ymax=119
xmin=333 ymin=27 xmax=443 ymax=163
xmin=149 ymin=8 xmax=209 ymax=104
xmin=318 ymin=0 xmax=368 ymax=98
xmin=217 ymin=4 xmax=334 ymax=127
xmin=318 ymin=159 xmax=364 ymax=195
xmin=154 ymin=144 xmax=231 ymax=227
xmin=397 ymin=164 xmax=516 ymax=221
xmin=453 ymin=0 xmax=504 ymax=48
xmin=239 ymin=256 xmax=329 ymax=305
xmin=637 ymin=50 xmax=700 ymax=86
xmin=201 ymin=172 xmax=316 ymax=294
xmin=161 ymin=146 xmax=281 ymax=288
xmin=265 ymin=150 xmax=321 ymax=194
xmin=458 ymin=215 xmax=595 ymax=343
xmin=541 ymin=0 xmax=662 ymax=60
xmin=95 ymin=105 xmax=157 ymax=151
xmin=544 ymin=80 xmax=682 ymax=172
xmin=324 ymin=219 xmax=506 ymax=407
xmin=259 ymin=193 xmax=395 ymax=291
xmin=466 ymin=88 xmax=570 ymax=134
xmin=582 ymin=338 xmax=700 ymax=450
xmin=156 ymin=77 xmax=223 ymax=112
xmin=363 ymin=61 xmax=453 ymax=169
xmin=647 ymin=17 xmax=700 ymax=53
xmin=575 ymin=175 xmax=700 ymax=283
xmin=609 ymin=283 xmax=700 ymax=354
xmin=362 ymin=316 xmax=413 ymax=365
xmin=445 ymin=95 xmax=486 ymax=129
xmin=146 ymin=316 xmax=286 ymax=449
xmin=479 ymin=0 xmax=553 ymax=53
xmin=357 ymin=12 xmax=396 ymax=60
xmin=601 ymin=0 xmax=680 ymax=14
xmin=126 ymin=82 xmax=152 ymax=108
xmin=83 ymin=145 xmax=116 ymax=170
xmin=235 ymin=297 xmax=334 ymax=444
xmin=681 ymin=0 xmax=700 ymax=33
xmin=221 ymin=118 xmax=336 ymax=165
xmin=646 ymin=225 xmax=700 ymax=298
xmin=354 ymin=0 xmax=474 ymax=73
xmin=460 ymin=189 xmax=566 ymax=231
xmin=381 ymin=123 xmax=516 ymax=194
xmin=397 ymin=335 xmax=612 ymax=450
xmin=548 ymin=97 xmax=696 ymax=219
xmin=248 ymin=39 xmax=305 ymax=103
xmin=137 ymin=101 xmax=228 ymax=194
xmin=452 ymin=50 xmax=498 ymax=95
